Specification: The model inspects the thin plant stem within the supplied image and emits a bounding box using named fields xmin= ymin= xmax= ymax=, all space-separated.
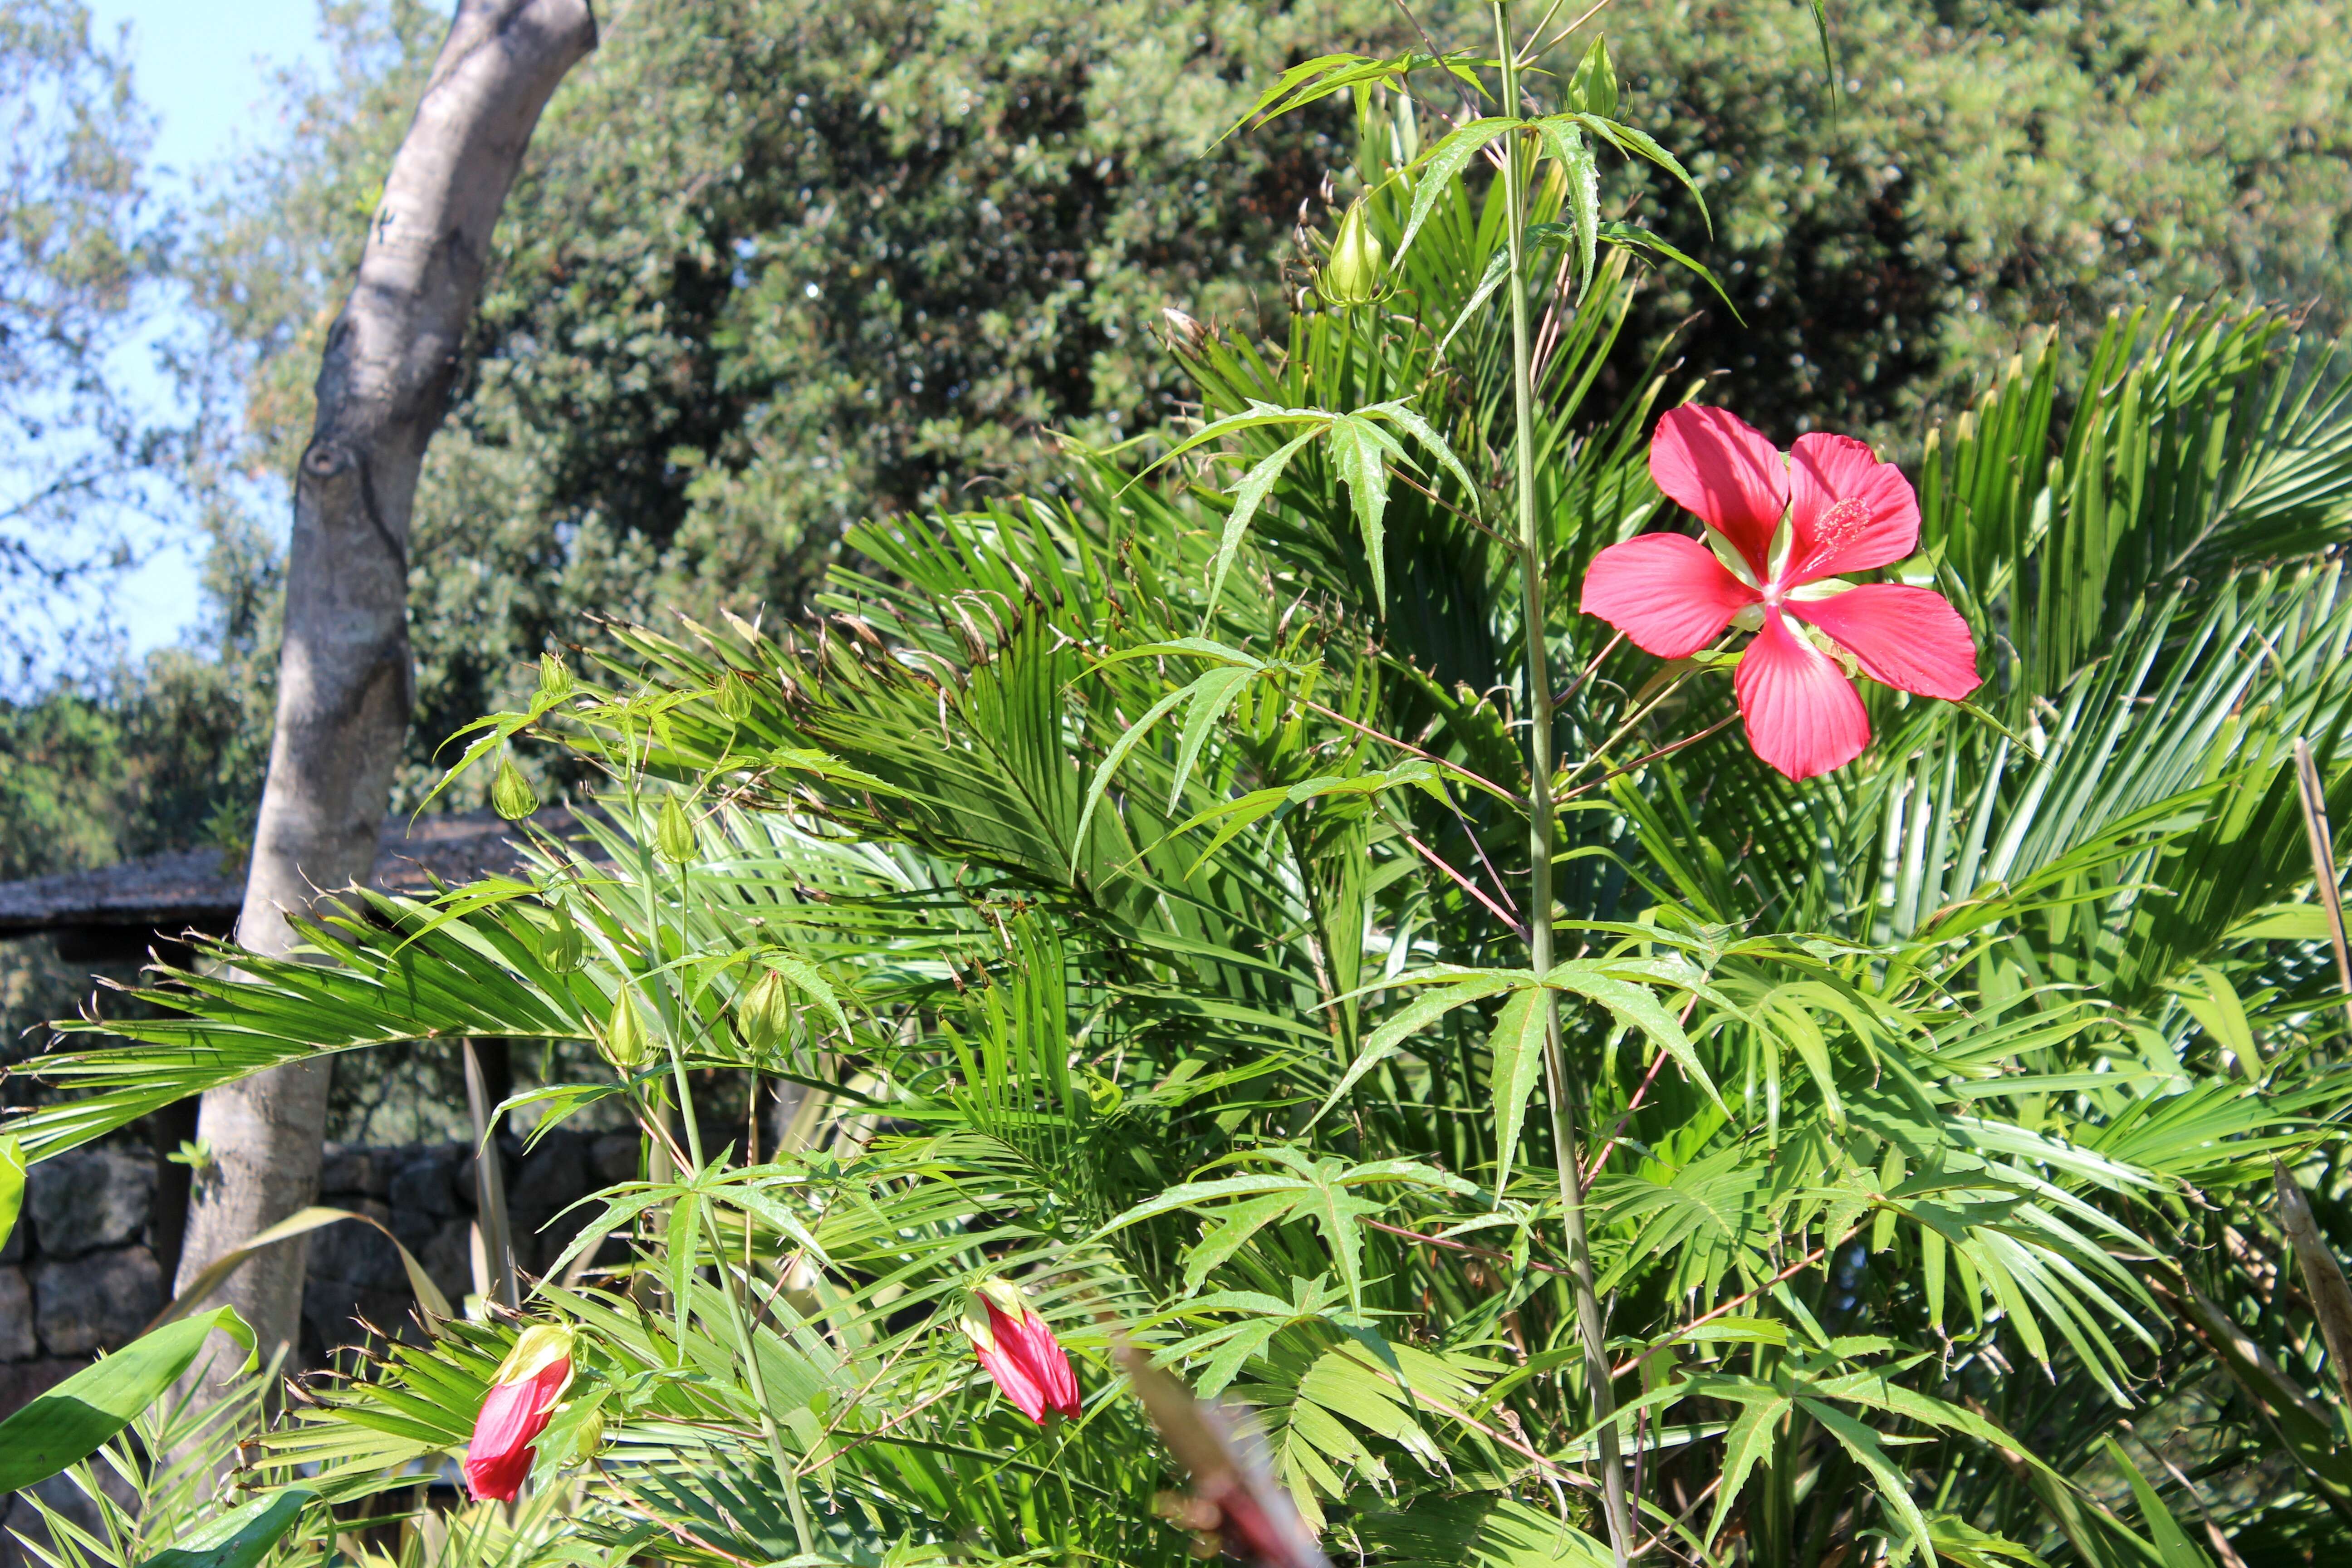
xmin=1612 ymin=1232 xmax=1849 ymax=1377
xmin=1304 ymin=697 xmax=1531 ymax=810
xmin=1388 ymin=813 xmax=1531 ymax=940
xmin=1559 ymin=714 xmax=1739 ymax=802
xmin=706 ymin=1194 xmax=817 ymax=1556
xmin=1494 ymin=5 xmax=1631 ymax=1559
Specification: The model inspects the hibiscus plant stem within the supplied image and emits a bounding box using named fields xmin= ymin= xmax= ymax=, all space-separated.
xmin=1494 ymin=6 xmax=1632 ymax=1561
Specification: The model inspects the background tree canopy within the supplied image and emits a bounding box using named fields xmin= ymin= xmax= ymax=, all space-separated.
xmin=6 ymin=0 xmax=2352 ymax=867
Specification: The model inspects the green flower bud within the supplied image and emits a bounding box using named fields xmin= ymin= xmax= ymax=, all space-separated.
xmin=1318 ymin=200 xmax=1383 ymax=309
xmin=491 ymin=757 xmax=538 ymax=821
xmin=740 ymin=967 xmax=793 ymax=1055
xmin=537 ymin=652 xmax=574 ymax=703
xmin=600 ymin=986 xmax=647 ymax=1071
xmin=654 ymin=796 xmax=697 ymax=863
xmin=572 ymin=1406 xmax=606 ymax=1464
xmin=1567 ymin=37 xmax=1619 ymax=118
xmin=543 ymin=902 xmax=585 ymax=973
xmin=714 ymin=672 xmax=754 ymax=723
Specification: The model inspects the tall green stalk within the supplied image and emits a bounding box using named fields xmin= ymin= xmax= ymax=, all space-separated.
xmin=1493 ymin=6 xmax=1633 ymax=1560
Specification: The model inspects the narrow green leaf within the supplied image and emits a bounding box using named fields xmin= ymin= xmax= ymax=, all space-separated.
xmin=1308 ymin=973 xmax=1524 ymax=1126
xmin=0 ymin=1137 xmax=21 ymax=1256
xmin=0 ymin=1307 xmax=255 ymax=1494
xmin=1206 ymin=426 xmax=1324 ymax=616
xmin=1170 ymin=666 xmax=1255 ymax=810
xmin=1073 ymin=681 xmax=1194 ymax=868
xmin=1534 ymin=119 xmax=1599 ymax=300
xmin=1800 ymin=1398 xmax=1937 ymax=1567
xmin=1328 ymin=415 xmax=1394 ymax=609
xmin=1395 ymin=118 xmax=1519 ymax=266
xmin=1710 ymin=1396 xmax=1792 ymax=1547
xmin=1546 ymin=962 xmax=1720 ymax=1111
xmin=1598 ymin=221 xmax=1741 ymax=320
xmin=1486 ymin=987 xmax=1549 ymax=1189
xmin=144 ymin=1487 xmax=317 ymax=1568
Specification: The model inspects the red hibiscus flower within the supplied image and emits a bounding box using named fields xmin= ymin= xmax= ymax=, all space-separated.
xmin=1580 ymin=406 xmax=1982 ymax=779
xmin=958 ymin=1277 xmax=1081 ymax=1422
xmin=464 ymin=1324 xmax=574 ymax=1502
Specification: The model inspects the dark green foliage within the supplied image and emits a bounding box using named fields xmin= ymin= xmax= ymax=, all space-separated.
xmin=1598 ymin=0 xmax=2352 ymax=448
xmin=191 ymin=0 xmax=1400 ymax=804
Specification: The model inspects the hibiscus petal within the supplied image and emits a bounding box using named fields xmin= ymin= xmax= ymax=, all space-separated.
xmin=1016 ymin=1308 xmax=1083 ymax=1419
xmin=1734 ymin=610 xmax=1870 ymax=780
xmin=464 ymin=1358 xmax=570 ymax=1502
xmin=1649 ymin=406 xmax=1787 ymax=576
xmin=1580 ymin=533 xmax=1759 ymax=658
xmin=1786 ymin=432 xmax=1920 ymax=580
xmin=1789 ymin=584 xmax=1981 ymax=700
xmin=977 ymin=1300 xmax=1053 ymax=1421
xmin=977 ymin=1335 xmax=1052 ymax=1421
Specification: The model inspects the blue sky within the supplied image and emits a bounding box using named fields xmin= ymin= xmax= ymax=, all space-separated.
xmin=89 ymin=0 xmax=330 ymax=656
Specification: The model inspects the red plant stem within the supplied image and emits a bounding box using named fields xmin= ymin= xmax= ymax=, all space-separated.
xmin=1365 ymin=1215 xmax=1573 ymax=1278
xmin=1610 ymin=1230 xmax=1852 ymax=1379
xmin=1558 ymin=715 xmax=1738 ymax=803
xmin=1556 ymin=632 xmax=1625 ymax=711
xmin=1304 ymin=697 xmax=1530 ymax=812
xmin=1629 ymin=1473 xmax=1722 ymax=1565
xmin=1392 ymin=819 xmax=1530 ymax=941
xmin=1584 ymin=994 xmax=1703 ymax=1186
xmin=1584 ymin=1047 xmax=1672 ymax=1186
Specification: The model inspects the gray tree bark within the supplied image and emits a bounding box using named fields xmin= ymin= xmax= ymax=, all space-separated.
xmin=174 ymin=0 xmax=598 ymax=1396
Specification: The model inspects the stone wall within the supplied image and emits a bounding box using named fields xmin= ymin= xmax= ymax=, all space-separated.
xmin=0 ymin=1149 xmax=161 ymax=1420
xmin=0 ymin=1128 xmax=634 ymax=1411
xmin=1 ymin=1128 xmax=634 ymax=1562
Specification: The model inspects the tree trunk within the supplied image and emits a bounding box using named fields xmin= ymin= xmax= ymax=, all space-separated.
xmin=174 ymin=0 xmax=598 ymax=1398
